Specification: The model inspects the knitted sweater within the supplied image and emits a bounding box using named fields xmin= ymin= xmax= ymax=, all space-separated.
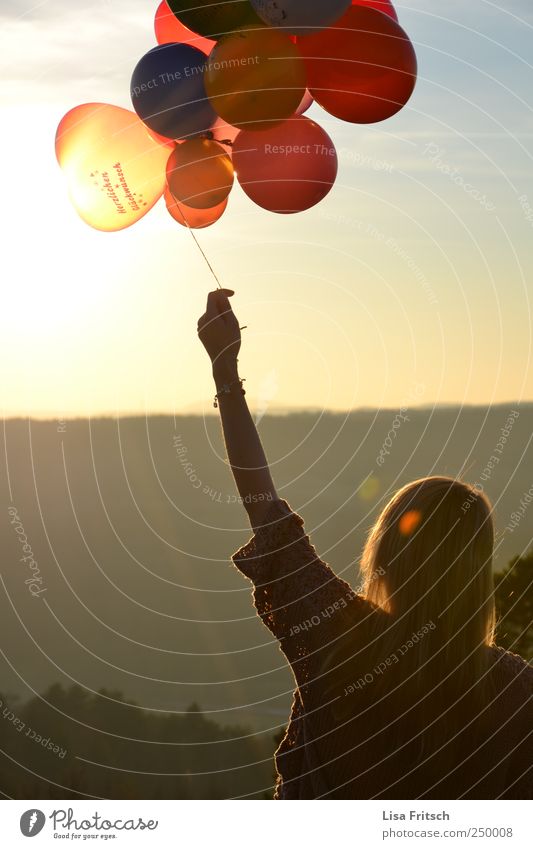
xmin=232 ymin=499 xmax=533 ymax=800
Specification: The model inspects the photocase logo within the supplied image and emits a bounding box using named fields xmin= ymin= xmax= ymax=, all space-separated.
xmin=20 ymin=809 xmax=46 ymax=837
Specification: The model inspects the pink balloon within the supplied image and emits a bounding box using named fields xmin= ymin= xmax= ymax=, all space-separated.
xmin=296 ymin=89 xmax=314 ymax=116
xmin=232 ymin=116 xmax=338 ymax=214
xmin=210 ymin=116 xmax=240 ymax=148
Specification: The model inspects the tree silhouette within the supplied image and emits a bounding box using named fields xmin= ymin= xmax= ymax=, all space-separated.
xmin=0 ymin=685 xmax=275 ymax=799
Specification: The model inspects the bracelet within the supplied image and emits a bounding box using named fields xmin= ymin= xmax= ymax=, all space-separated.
xmin=213 ymin=378 xmax=246 ymax=408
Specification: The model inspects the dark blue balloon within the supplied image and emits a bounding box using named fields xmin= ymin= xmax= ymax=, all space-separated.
xmin=130 ymin=43 xmax=217 ymax=140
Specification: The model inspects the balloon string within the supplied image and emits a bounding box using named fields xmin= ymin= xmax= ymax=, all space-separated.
xmin=173 ymin=131 xmax=227 ymax=289
xmin=186 ymin=226 xmax=223 ymax=289
xmin=171 ymin=187 xmax=222 ymax=289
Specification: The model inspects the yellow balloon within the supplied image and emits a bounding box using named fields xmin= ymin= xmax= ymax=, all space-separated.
xmin=55 ymin=103 xmax=174 ymax=232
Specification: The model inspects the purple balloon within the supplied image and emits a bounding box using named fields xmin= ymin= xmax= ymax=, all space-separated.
xmin=130 ymin=43 xmax=216 ymax=140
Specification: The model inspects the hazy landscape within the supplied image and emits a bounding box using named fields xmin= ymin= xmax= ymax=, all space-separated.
xmin=1 ymin=405 xmax=531 ymax=797
xmin=2 ymin=405 xmax=532 ymax=718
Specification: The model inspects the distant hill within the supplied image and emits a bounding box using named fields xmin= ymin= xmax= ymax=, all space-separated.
xmin=1 ymin=406 xmax=531 ymax=730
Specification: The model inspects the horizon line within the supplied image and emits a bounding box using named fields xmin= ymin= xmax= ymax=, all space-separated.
xmin=1 ymin=400 xmax=529 ymax=422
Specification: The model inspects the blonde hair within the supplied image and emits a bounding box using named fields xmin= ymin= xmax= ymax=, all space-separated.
xmin=325 ymin=476 xmax=496 ymax=762
xmin=362 ymin=476 xmax=496 ymax=656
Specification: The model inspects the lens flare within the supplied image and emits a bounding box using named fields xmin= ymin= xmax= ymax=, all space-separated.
xmin=398 ymin=510 xmax=422 ymax=536
xmin=358 ymin=476 xmax=380 ymax=501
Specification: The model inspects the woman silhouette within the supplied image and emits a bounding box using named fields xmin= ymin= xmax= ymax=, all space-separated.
xmin=198 ymin=289 xmax=532 ymax=800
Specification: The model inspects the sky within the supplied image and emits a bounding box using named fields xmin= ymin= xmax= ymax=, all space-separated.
xmin=1 ymin=0 xmax=532 ymax=416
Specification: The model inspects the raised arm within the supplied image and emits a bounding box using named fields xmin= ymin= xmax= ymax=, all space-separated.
xmin=197 ymin=289 xmax=277 ymax=529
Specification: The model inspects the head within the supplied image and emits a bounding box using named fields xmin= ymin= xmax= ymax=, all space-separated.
xmin=324 ymin=476 xmax=496 ymax=755
xmin=361 ymin=476 xmax=496 ymax=651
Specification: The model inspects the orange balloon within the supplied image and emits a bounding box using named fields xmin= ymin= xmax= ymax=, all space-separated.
xmin=204 ymin=26 xmax=306 ymax=130
xmin=154 ymin=0 xmax=215 ymax=52
xmin=166 ymin=138 xmax=234 ymax=209
xmin=56 ymin=103 xmax=172 ymax=231
xmin=164 ymin=186 xmax=228 ymax=228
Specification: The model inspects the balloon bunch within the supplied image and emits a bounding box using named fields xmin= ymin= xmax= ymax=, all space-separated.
xmin=56 ymin=0 xmax=416 ymax=232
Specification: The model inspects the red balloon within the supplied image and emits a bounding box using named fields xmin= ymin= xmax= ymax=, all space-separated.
xmin=352 ymin=0 xmax=398 ymax=21
xmin=232 ymin=116 xmax=338 ymax=214
xmin=164 ymin=186 xmax=227 ymax=228
xmin=298 ymin=6 xmax=417 ymax=124
xmin=154 ymin=0 xmax=215 ymax=52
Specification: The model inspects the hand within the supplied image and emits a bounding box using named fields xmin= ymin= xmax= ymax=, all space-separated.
xmin=197 ymin=289 xmax=241 ymax=376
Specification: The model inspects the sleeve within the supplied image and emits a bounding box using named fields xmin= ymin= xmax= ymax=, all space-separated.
xmin=496 ymin=651 xmax=533 ymax=799
xmin=232 ymin=498 xmax=370 ymax=691
xmin=504 ymin=723 xmax=532 ymax=799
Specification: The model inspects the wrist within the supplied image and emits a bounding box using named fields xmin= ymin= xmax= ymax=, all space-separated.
xmin=212 ymin=356 xmax=239 ymax=385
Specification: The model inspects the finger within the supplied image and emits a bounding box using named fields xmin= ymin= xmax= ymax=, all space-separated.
xmin=206 ymin=290 xmax=221 ymax=315
xmin=207 ymin=290 xmax=233 ymax=308
xmin=206 ymin=288 xmax=233 ymax=308
xmin=207 ymin=289 xmax=234 ymax=321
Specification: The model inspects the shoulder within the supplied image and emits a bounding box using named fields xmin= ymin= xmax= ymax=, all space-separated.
xmin=487 ymin=645 xmax=533 ymax=698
